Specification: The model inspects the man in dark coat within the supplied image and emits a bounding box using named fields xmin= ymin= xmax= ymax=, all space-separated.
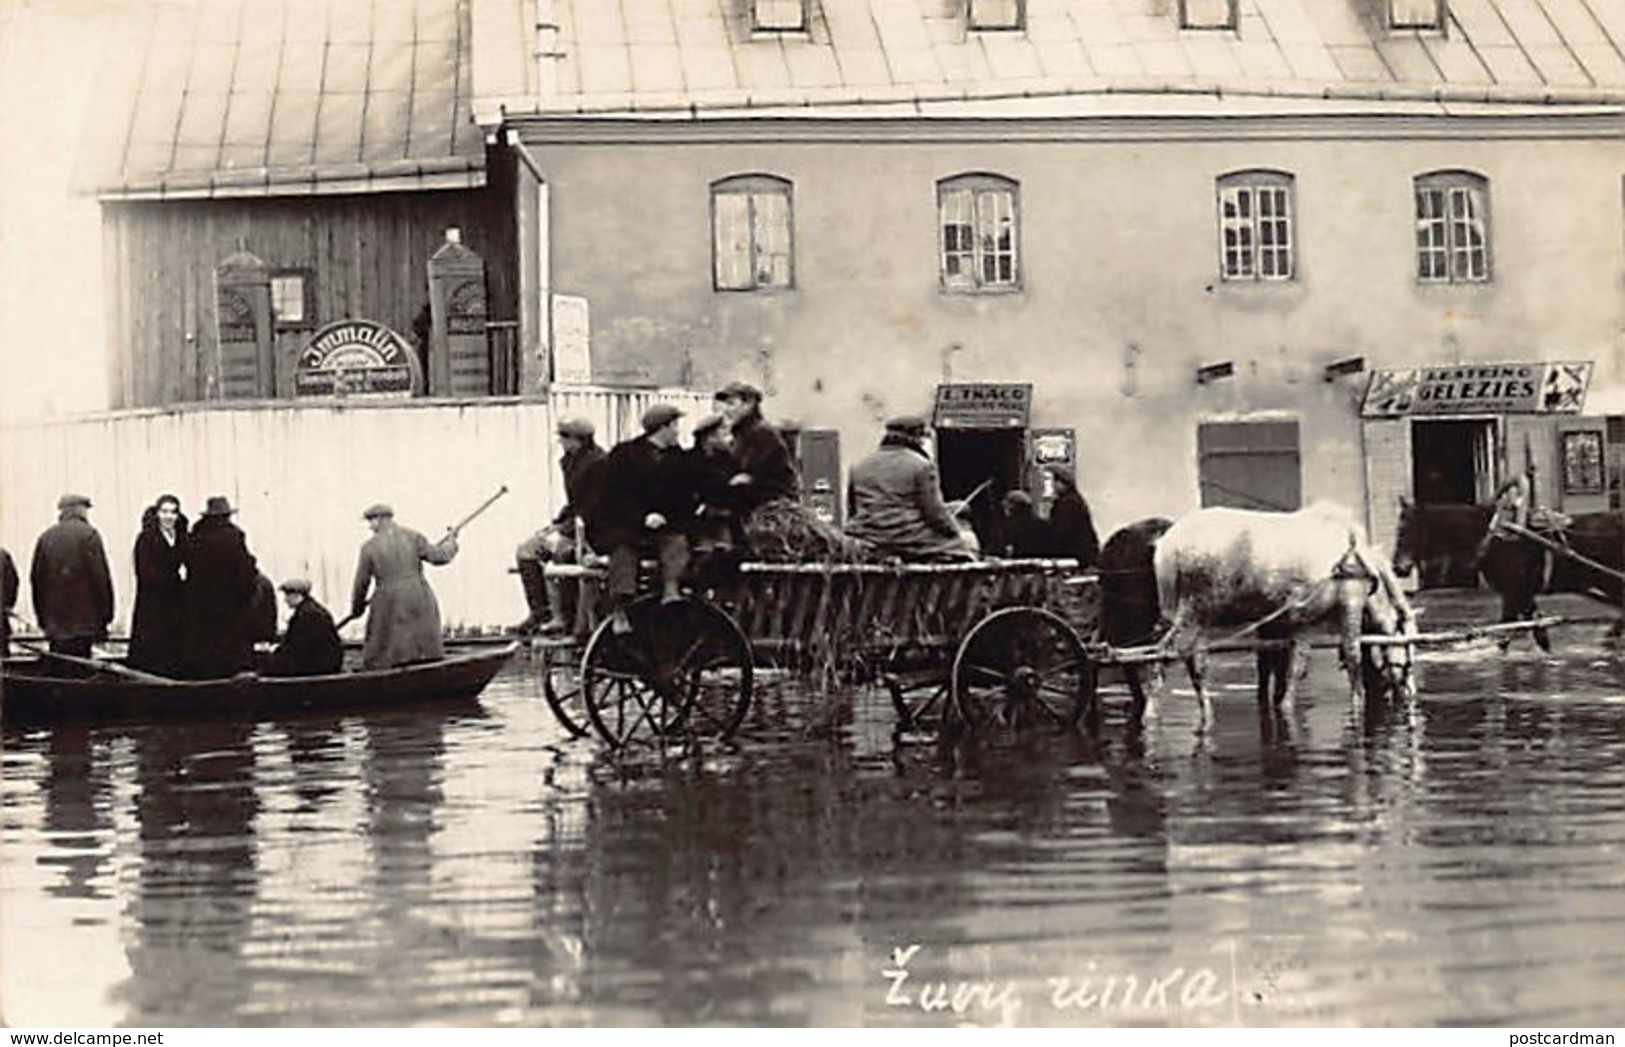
xmin=846 ymin=417 xmax=975 ymax=562
xmin=714 ymin=381 xmax=798 ymax=512
xmin=185 ymin=495 xmax=261 ymax=678
xmin=352 ymin=503 xmax=458 ymax=669
xmin=1 ymin=545 xmax=19 ymax=657
xmin=513 ymin=416 xmax=606 ymax=635
xmin=585 ymin=404 xmax=694 ymax=630
xmin=265 ymin=578 xmax=344 ymax=677
xmin=29 ymin=494 xmax=115 ymax=657
xmin=682 ymin=414 xmax=749 ymax=588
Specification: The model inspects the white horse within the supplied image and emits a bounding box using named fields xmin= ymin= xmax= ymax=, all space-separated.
xmin=1153 ymin=504 xmax=1418 ymax=716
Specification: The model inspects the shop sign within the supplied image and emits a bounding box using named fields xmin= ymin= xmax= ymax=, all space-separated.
xmin=933 ymin=383 xmax=1032 ymax=429
xmin=552 ymin=294 xmax=592 ymax=385
xmin=1361 ymin=361 xmax=1592 ymax=418
xmin=295 ymin=320 xmax=422 ymax=398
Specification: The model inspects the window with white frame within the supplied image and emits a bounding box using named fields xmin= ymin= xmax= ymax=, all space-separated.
xmin=1217 ymin=171 xmax=1295 ymax=282
xmin=1414 ymin=170 xmax=1491 ymax=284
xmin=968 ymin=0 xmax=1024 ymax=31
xmin=712 ymin=175 xmax=794 ymax=291
xmin=939 ymin=174 xmax=1020 ymax=292
xmin=270 ymin=269 xmax=314 ymax=328
xmin=1180 ymin=0 xmax=1236 ymax=30
xmin=752 ymin=0 xmax=805 ymax=32
xmin=1390 ymin=0 xmax=1444 ymax=30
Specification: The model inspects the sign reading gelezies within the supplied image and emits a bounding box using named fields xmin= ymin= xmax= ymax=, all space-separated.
xmin=295 ymin=320 xmax=423 ymax=398
xmin=1362 ymin=361 xmax=1593 ymax=418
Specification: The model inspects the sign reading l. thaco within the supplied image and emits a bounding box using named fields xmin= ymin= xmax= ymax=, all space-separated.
xmin=1361 ymin=362 xmax=1592 ymax=418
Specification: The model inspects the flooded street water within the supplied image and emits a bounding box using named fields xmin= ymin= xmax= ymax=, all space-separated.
xmin=4 ymin=592 xmax=1625 ymax=1027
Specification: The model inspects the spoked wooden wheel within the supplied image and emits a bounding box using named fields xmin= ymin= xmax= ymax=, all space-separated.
xmin=949 ymin=607 xmax=1095 ymax=731
xmin=883 ymin=667 xmax=951 ymax=731
xmin=539 ymin=643 xmax=590 ymax=738
xmin=581 ymin=596 xmax=754 ymax=749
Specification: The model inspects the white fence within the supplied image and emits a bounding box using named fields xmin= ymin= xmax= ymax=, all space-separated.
xmin=0 ymin=388 xmax=715 ymax=636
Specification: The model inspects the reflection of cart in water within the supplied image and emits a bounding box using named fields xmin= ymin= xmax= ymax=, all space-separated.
xmin=539 ymin=559 xmax=1101 ymax=749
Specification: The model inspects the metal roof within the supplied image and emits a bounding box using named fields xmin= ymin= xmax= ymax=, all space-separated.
xmin=475 ymin=0 xmax=1625 ymax=119
xmin=78 ymin=0 xmax=486 ymax=200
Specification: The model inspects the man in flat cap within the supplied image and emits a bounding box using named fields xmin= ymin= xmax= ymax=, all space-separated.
xmin=584 ymin=404 xmax=695 ymax=631
xmin=512 ymin=415 xmax=606 ymax=636
xmin=265 ymin=577 xmax=343 ymax=678
xmin=185 ymin=494 xmax=263 ymax=678
xmin=351 ymin=503 xmax=459 ymax=669
xmin=846 ymin=416 xmax=975 ymax=562
xmin=28 ymin=493 xmax=114 ymax=657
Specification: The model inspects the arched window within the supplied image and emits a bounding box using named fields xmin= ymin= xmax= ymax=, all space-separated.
xmin=1414 ymin=170 xmax=1491 ymax=284
xmin=711 ymin=175 xmax=794 ymax=292
xmin=1216 ymin=170 xmax=1296 ymax=282
xmin=938 ymin=173 xmax=1020 ymax=292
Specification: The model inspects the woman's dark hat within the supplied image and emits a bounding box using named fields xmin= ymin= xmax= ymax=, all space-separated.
xmin=202 ymin=495 xmax=235 ymax=517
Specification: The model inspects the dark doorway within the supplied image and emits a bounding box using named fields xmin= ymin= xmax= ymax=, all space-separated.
xmin=1411 ymin=419 xmax=1489 ymax=506
xmin=936 ymin=429 xmax=1025 ymax=552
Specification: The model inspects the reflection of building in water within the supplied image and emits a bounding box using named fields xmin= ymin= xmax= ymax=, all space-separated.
xmin=120 ymin=722 xmax=260 ymax=1024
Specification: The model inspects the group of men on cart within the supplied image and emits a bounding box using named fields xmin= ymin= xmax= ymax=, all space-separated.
xmin=513 ymin=381 xmax=1100 ymax=637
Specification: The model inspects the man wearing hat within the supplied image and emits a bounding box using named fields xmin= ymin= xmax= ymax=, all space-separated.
xmin=28 ymin=494 xmax=114 ymax=657
xmin=713 ymin=380 xmax=798 ymax=512
xmin=512 ymin=415 xmax=606 ymax=635
xmin=185 ymin=494 xmax=262 ymax=678
xmin=845 ymin=416 xmax=975 ymax=562
xmin=265 ymin=578 xmax=343 ymax=677
xmin=351 ymin=503 xmax=459 ymax=668
xmin=584 ymin=403 xmax=695 ymax=630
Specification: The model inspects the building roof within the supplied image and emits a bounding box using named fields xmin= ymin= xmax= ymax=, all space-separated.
xmin=78 ymin=0 xmax=486 ymax=200
xmin=474 ymin=0 xmax=1625 ymax=121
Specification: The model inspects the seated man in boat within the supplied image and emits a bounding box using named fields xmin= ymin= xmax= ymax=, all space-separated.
xmin=583 ymin=404 xmax=695 ymax=633
xmin=845 ymin=416 xmax=976 ymax=563
xmin=265 ymin=577 xmax=344 ymax=677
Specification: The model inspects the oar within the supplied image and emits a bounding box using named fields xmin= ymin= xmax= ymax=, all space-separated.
xmin=445 ymin=484 xmax=510 ymax=541
xmin=946 ymin=479 xmax=992 ymax=518
xmin=7 ymin=634 xmax=173 ymax=684
xmin=333 ymin=608 xmax=364 ymax=631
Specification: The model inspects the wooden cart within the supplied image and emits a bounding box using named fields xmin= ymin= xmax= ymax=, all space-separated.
xmin=538 ymin=559 xmax=1100 ymax=748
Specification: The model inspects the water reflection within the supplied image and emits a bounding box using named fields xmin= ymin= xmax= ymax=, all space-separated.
xmin=3 ymin=613 xmax=1625 ymax=1026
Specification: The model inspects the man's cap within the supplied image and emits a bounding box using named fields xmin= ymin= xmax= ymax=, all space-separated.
xmin=692 ymin=413 xmax=727 ymax=439
xmin=56 ymin=493 xmax=92 ymax=511
xmin=714 ymin=380 xmax=762 ymax=402
xmin=556 ymin=416 xmax=595 ymax=439
xmin=641 ymin=404 xmax=684 ymax=433
xmin=202 ymin=495 xmax=236 ymax=516
xmin=278 ymin=577 xmax=312 ymax=595
xmin=884 ymin=415 xmax=930 ymax=437
xmin=363 ymin=503 xmax=394 ymax=520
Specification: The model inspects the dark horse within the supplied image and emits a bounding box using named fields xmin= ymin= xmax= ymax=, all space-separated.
xmin=1392 ymin=498 xmax=1625 ymax=650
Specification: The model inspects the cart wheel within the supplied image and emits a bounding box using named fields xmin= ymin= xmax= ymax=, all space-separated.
xmin=582 ymin=596 xmax=754 ymax=749
xmin=949 ymin=607 xmax=1095 ymax=731
xmin=539 ymin=643 xmax=590 ymax=738
xmin=883 ymin=670 xmax=950 ymax=731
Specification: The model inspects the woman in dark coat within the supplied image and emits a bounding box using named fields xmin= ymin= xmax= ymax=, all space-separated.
xmin=128 ymin=494 xmax=190 ymax=676
xmin=1045 ymin=466 xmax=1101 ymax=568
xmin=185 ymin=495 xmax=261 ymax=678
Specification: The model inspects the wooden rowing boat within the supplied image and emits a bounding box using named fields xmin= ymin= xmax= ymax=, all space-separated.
xmin=0 ymin=642 xmax=519 ymax=725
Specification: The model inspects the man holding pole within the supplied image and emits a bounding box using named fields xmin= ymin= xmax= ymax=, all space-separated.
xmin=351 ymin=503 xmax=460 ymax=669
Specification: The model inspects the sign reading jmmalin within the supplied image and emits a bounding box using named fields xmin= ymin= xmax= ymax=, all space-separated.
xmin=295 ymin=319 xmax=423 ymax=398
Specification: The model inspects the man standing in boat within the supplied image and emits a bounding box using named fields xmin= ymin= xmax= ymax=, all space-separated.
xmin=29 ymin=493 xmax=115 ymax=658
xmin=186 ymin=495 xmax=262 ymax=678
xmin=265 ymin=577 xmax=343 ymax=677
xmin=351 ymin=504 xmax=458 ymax=669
